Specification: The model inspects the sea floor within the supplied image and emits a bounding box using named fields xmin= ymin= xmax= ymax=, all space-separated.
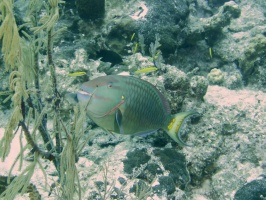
xmin=0 ymin=85 xmax=265 ymax=199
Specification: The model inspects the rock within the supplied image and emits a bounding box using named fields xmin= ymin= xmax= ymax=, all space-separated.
xmin=123 ymin=148 xmax=151 ymax=175
xmin=163 ymin=66 xmax=190 ymax=112
xmin=95 ymin=50 xmax=123 ymax=67
xmin=105 ymin=0 xmax=189 ymax=57
xmin=234 ymin=176 xmax=266 ymax=200
xmin=207 ymin=68 xmax=224 ymax=85
xmin=94 ymin=181 xmax=105 ymax=192
xmin=138 ymin=163 xmax=163 ymax=183
xmin=137 ymin=0 xmax=189 ymax=56
xmin=110 ymin=187 xmax=125 ymax=199
xmin=184 ymin=1 xmax=241 ymax=46
xmin=118 ymin=177 xmax=127 ymax=185
xmin=223 ymin=65 xmax=243 ymax=89
xmin=151 ymin=133 xmax=169 ymax=147
xmin=76 ymin=0 xmax=105 ymax=21
xmin=97 ymin=137 xmax=123 ymax=148
xmin=129 ymin=180 xmax=152 ymax=197
xmin=87 ymin=191 xmax=99 ymax=199
xmin=238 ymin=144 xmax=259 ymax=165
xmin=239 ymin=34 xmax=266 ymax=84
xmin=152 ymin=176 xmax=176 ymax=195
xmin=190 ymin=75 xmax=209 ymax=100
xmin=210 ymin=0 xmax=232 ymax=8
xmin=152 ymin=148 xmax=190 ymax=189
xmin=212 ymin=170 xmax=242 ymax=199
xmin=221 ymin=122 xmax=237 ymax=135
xmin=106 ymin=16 xmax=138 ymax=54
xmin=164 ymin=67 xmax=190 ymax=91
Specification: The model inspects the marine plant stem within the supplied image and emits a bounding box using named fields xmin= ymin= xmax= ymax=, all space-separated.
xmin=33 ymin=34 xmax=44 ymax=115
xmin=47 ymin=28 xmax=62 ymax=172
xmin=48 ymin=30 xmax=58 ymax=95
xmin=19 ymin=121 xmax=55 ymax=161
xmin=32 ymin=34 xmax=50 ymax=150
xmin=27 ymin=31 xmax=58 ymax=169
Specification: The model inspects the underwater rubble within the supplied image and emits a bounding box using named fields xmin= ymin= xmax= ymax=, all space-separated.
xmin=0 ymin=0 xmax=266 ymax=199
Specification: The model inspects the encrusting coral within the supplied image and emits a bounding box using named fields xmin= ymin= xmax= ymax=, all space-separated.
xmin=207 ymin=68 xmax=224 ymax=85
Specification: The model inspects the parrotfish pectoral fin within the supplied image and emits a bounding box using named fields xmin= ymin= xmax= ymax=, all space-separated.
xmin=166 ymin=111 xmax=200 ymax=147
xmin=115 ymin=108 xmax=124 ymax=134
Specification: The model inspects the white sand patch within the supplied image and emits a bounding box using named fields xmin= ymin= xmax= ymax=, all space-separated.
xmin=0 ymin=128 xmax=28 ymax=175
xmin=130 ymin=1 xmax=148 ymax=20
xmin=204 ymin=86 xmax=266 ymax=108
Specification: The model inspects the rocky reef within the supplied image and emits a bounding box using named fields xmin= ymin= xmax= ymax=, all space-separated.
xmin=0 ymin=0 xmax=266 ymax=199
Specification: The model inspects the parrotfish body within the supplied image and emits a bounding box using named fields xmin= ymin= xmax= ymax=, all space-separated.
xmin=77 ymin=75 xmax=198 ymax=146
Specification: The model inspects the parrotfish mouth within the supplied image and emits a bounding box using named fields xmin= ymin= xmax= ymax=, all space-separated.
xmin=77 ymin=87 xmax=97 ymax=111
xmin=77 ymin=87 xmax=125 ymax=119
xmin=77 ymin=90 xmax=93 ymax=104
xmin=78 ymin=89 xmax=93 ymax=96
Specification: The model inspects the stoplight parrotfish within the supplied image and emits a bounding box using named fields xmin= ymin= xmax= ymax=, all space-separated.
xmin=77 ymin=75 xmax=199 ymax=146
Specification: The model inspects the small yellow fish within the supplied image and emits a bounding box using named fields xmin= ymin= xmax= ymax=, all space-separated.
xmin=209 ymin=47 xmax=212 ymax=59
xmin=133 ymin=43 xmax=138 ymax=54
xmin=148 ymin=51 xmax=161 ymax=61
xmin=134 ymin=67 xmax=158 ymax=74
xmin=68 ymin=72 xmax=86 ymax=77
xmin=130 ymin=33 xmax=135 ymax=41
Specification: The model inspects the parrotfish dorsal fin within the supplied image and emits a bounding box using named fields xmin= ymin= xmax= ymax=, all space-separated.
xmin=166 ymin=111 xmax=200 ymax=146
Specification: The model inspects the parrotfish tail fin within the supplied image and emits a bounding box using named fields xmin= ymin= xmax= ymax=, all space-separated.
xmin=166 ymin=111 xmax=200 ymax=147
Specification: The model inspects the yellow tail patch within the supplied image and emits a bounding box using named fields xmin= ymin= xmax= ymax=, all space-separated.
xmin=166 ymin=111 xmax=199 ymax=146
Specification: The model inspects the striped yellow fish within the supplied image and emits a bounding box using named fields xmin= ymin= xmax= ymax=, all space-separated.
xmin=68 ymin=71 xmax=86 ymax=77
xmin=134 ymin=67 xmax=158 ymax=74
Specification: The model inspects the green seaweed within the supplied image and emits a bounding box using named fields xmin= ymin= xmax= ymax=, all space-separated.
xmin=149 ymin=34 xmax=163 ymax=69
xmin=0 ymin=0 xmax=89 ymax=199
xmin=0 ymin=0 xmax=21 ymax=71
